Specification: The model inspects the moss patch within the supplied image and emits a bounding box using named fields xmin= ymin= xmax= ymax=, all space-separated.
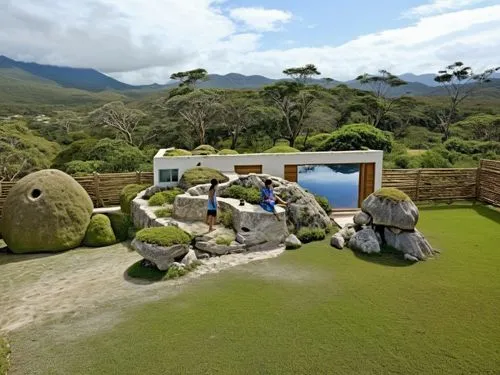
xmin=192 ymin=145 xmax=217 ymax=155
xmin=296 ymin=227 xmax=326 ymax=243
xmin=216 ymin=236 xmax=233 ymax=246
xmin=148 ymin=189 xmax=183 ymax=206
xmin=155 ymin=208 xmax=173 ymax=218
xmin=0 ymin=336 xmax=10 ymax=375
xmin=164 ymin=149 xmax=192 ymax=157
xmin=218 ymin=209 xmax=233 ymax=229
xmin=314 ymin=195 xmax=331 ymax=212
xmin=83 ymin=214 xmax=117 ymax=247
xmin=179 ymin=167 xmax=229 ymax=190
xmin=120 ymin=184 xmax=149 ymax=214
xmin=106 ymin=212 xmax=132 ymax=242
xmin=223 ymin=185 xmax=261 ymax=204
xmin=263 ymin=145 xmax=300 ymax=153
xmin=135 ymin=227 xmax=191 ymax=247
xmin=373 ymin=187 xmax=411 ymax=202
xmin=218 ymin=149 xmax=239 ymax=155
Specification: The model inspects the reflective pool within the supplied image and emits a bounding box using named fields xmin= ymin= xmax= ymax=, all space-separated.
xmin=298 ymin=164 xmax=360 ymax=208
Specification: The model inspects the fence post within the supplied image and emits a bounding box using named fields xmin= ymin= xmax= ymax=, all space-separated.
xmin=475 ymin=160 xmax=483 ymax=202
xmin=136 ymin=171 xmax=142 ymax=184
xmin=415 ymin=169 xmax=422 ymax=201
xmin=93 ymin=172 xmax=101 ymax=207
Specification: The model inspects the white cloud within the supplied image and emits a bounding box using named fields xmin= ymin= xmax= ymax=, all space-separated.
xmin=403 ymin=0 xmax=490 ymax=17
xmin=229 ymin=7 xmax=293 ymax=31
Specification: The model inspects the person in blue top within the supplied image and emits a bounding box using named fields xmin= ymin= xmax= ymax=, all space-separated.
xmin=206 ymin=179 xmax=218 ymax=232
xmin=260 ymin=179 xmax=287 ymax=220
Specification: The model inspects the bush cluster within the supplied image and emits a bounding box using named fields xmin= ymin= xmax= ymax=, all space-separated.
xmin=224 ymin=185 xmax=261 ymax=204
xmin=218 ymin=209 xmax=233 ymax=229
xmin=296 ymin=227 xmax=326 ymax=243
xmin=192 ymin=145 xmax=217 ymax=155
xmin=155 ymin=208 xmax=173 ymax=218
xmin=148 ymin=188 xmax=183 ymax=206
xmin=314 ymin=195 xmax=331 ymax=213
xmin=319 ymin=123 xmax=393 ymax=152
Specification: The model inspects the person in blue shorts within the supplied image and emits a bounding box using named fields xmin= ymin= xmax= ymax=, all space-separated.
xmin=260 ymin=179 xmax=287 ymax=220
xmin=206 ymin=179 xmax=218 ymax=232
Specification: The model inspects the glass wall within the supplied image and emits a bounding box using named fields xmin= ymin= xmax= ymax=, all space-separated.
xmin=297 ymin=164 xmax=360 ymax=208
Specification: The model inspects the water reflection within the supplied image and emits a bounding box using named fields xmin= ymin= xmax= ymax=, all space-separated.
xmin=298 ymin=164 xmax=360 ymax=208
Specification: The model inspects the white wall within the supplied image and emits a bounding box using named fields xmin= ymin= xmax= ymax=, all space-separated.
xmin=154 ymin=150 xmax=384 ymax=190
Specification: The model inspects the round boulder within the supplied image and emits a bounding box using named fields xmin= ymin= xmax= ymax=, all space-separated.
xmin=361 ymin=188 xmax=418 ymax=231
xmin=1 ymin=169 xmax=93 ymax=253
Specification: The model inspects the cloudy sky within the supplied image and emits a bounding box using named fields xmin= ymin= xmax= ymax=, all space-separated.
xmin=1 ymin=0 xmax=499 ymax=85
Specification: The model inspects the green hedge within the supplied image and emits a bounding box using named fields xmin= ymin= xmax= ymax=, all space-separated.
xmin=135 ymin=227 xmax=191 ymax=247
xmin=296 ymin=227 xmax=326 ymax=243
xmin=120 ymin=184 xmax=149 ymax=214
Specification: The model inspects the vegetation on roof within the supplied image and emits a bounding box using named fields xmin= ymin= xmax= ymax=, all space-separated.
xmin=373 ymin=187 xmax=411 ymax=202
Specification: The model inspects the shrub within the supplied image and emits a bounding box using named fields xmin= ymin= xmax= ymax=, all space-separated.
xmin=314 ymin=195 xmax=331 ymax=213
xmin=304 ymin=133 xmax=331 ymax=151
xmin=296 ymin=227 xmax=326 ymax=244
xmin=107 ymin=212 xmax=132 ymax=242
xmin=83 ymin=214 xmax=117 ymax=247
xmin=319 ymin=123 xmax=393 ymax=152
xmin=165 ymin=261 xmax=202 ymax=279
xmin=264 ymin=145 xmax=301 ymax=153
xmin=135 ymin=227 xmax=191 ymax=247
xmin=178 ymin=167 xmax=229 ymax=190
xmin=218 ymin=149 xmax=239 ymax=155
xmin=64 ymin=160 xmax=105 ymax=176
xmin=397 ymin=126 xmax=441 ymax=149
xmin=192 ymin=145 xmax=217 ymax=155
xmin=224 ymin=185 xmax=261 ymax=204
xmin=216 ymin=236 xmax=233 ymax=246
xmin=218 ymin=209 xmax=233 ymax=228
xmin=373 ymin=188 xmax=410 ymax=202
xmin=394 ymin=154 xmax=411 ymax=169
xmin=120 ymin=184 xmax=149 ymax=214
xmin=418 ymin=150 xmax=452 ymax=168
xmin=164 ymin=149 xmax=192 ymax=157
xmin=155 ymin=208 xmax=173 ymax=218
xmin=148 ymin=188 xmax=183 ymax=206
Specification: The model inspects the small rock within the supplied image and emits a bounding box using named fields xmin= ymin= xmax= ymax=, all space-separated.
xmin=348 ymin=228 xmax=381 ymax=254
xmin=194 ymin=250 xmax=210 ymax=259
xmin=285 ymin=234 xmax=302 ymax=250
xmin=181 ymin=249 xmax=198 ymax=267
xmin=330 ymin=234 xmax=345 ymax=249
xmin=404 ymin=253 xmax=419 ymax=262
xmin=353 ymin=211 xmax=371 ymax=226
xmin=338 ymin=225 xmax=356 ymax=241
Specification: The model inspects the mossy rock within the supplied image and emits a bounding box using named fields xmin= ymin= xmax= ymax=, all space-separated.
xmin=106 ymin=212 xmax=132 ymax=242
xmin=148 ymin=188 xmax=183 ymax=206
xmin=218 ymin=149 xmax=239 ymax=155
xmin=192 ymin=145 xmax=217 ymax=155
xmin=164 ymin=149 xmax=192 ymax=157
xmin=83 ymin=214 xmax=117 ymax=247
xmin=120 ymin=184 xmax=149 ymax=214
xmin=0 ymin=169 xmax=93 ymax=253
xmin=178 ymin=167 xmax=229 ymax=190
xmin=263 ymin=145 xmax=300 ymax=153
xmin=373 ymin=188 xmax=411 ymax=202
xmin=135 ymin=226 xmax=191 ymax=247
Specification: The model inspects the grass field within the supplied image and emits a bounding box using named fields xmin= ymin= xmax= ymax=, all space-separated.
xmin=8 ymin=205 xmax=500 ymax=374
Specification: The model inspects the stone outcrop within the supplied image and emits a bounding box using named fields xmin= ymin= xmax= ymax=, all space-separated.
xmin=348 ymin=228 xmax=381 ymax=254
xmin=330 ymin=234 xmax=345 ymax=249
xmin=384 ymin=228 xmax=434 ymax=261
xmin=181 ymin=249 xmax=198 ymax=267
xmin=285 ymin=234 xmax=302 ymax=250
xmin=131 ymin=238 xmax=189 ymax=271
xmin=362 ymin=194 xmax=418 ymax=231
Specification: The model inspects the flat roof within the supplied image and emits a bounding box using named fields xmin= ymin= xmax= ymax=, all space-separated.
xmin=155 ymin=149 xmax=383 ymax=159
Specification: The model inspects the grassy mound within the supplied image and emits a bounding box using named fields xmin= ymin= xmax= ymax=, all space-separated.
xmin=296 ymin=227 xmax=326 ymax=243
xmin=106 ymin=212 xmax=132 ymax=242
xmin=120 ymin=184 xmax=149 ymax=214
xmin=192 ymin=145 xmax=217 ymax=155
xmin=148 ymin=188 xmax=183 ymax=206
xmin=263 ymin=145 xmax=300 ymax=153
xmin=373 ymin=188 xmax=411 ymax=202
xmin=164 ymin=149 xmax=192 ymax=157
xmin=179 ymin=167 xmax=229 ymax=190
xmin=135 ymin=227 xmax=191 ymax=247
xmin=218 ymin=149 xmax=239 ymax=155
xmin=223 ymin=185 xmax=261 ymax=204
xmin=83 ymin=214 xmax=117 ymax=247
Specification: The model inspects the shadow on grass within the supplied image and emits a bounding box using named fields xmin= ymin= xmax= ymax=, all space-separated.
xmin=124 ymin=260 xmax=166 ymax=285
xmin=352 ymin=246 xmax=414 ymax=268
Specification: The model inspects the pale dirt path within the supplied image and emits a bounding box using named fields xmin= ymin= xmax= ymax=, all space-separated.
xmin=0 ymin=243 xmax=285 ymax=334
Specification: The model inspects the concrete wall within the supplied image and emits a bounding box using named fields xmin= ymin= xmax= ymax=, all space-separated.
xmin=154 ymin=149 xmax=384 ymax=190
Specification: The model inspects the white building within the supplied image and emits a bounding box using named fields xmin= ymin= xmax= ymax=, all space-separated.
xmin=154 ymin=149 xmax=383 ymax=208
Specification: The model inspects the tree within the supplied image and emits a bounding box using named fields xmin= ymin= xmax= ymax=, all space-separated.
xmin=170 ymin=69 xmax=209 ymax=88
xmin=162 ymin=90 xmax=222 ymax=145
xmin=434 ymin=62 xmax=500 ymax=140
xmin=261 ymin=81 xmax=317 ymax=147
xmin=355 ymin=70 xmax=407 ymax=128
xmin=283 ymin=64 xmax=321 ymax=84
xmin=318 ymin=123 xmax=393 ymax=152
xmin=88 ymin=102 xmax=153 ymax=147
xmin=220 ymin=96 xmax=254 ymax=149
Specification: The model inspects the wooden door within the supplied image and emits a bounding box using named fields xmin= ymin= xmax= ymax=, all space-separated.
xmin=358 ymin=163 xmax=375 ymax=206
xmin=284 ymin=165 xmax=298 ymax=182
xmin=234 ymin=165 xmax=262 ymax=175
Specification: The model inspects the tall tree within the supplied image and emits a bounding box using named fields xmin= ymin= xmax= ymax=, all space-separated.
xmin=283 ymin=64 xmax=321 ymax=84
xmin=220 ymin=96 xmax=254 ymax=149
xmin=88 ymin=102 xmax=153 ymax=147
xmin=170 ymin=68 xmax=209 ymax=88
xmin=261 ymin=81 xmax=317 ymax=147
xmin=434 ymin=62 xmax=500 ymax=140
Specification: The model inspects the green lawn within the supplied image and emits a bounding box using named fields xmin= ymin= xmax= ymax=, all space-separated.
xmin=11 ymin=205 xmax=500 ymax=374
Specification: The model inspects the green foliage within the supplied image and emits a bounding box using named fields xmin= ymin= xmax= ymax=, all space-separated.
xmin=296 ymin=227 xmax=326 ymax=243
xmin=263 ymin=145 xmax=301 ymax=153
xmin=0 ymin=336 xmax=10 ymax=375
xmin=83 ymin=214 xmax=117 ymax=247
xmin=64 ymin=160 xmax=105 ymax=176
xmin=155 ymin=208 xmax=173 ymax=218
xmin=120 ymin=184 xmax=149 ymax=214
xmin=165 ymin=149 xmax=192 ymax=157
xmin=192 ymin=144 xmax=217 ymax=155
xmin=418 ymin=149 xmax=452 ymax=168
xmin=224 ymin=185 xmax=261 ymax=204
xmin=444 ymin=138 xmax=500 ymax=155
xmin=394 ymin=154 xmax=411 ymax=169
xmin=106 ymin=212 xmax=132 ymax=242
xmin=451 ymin=114 xmax=500 ymax=141
xmin=218 ymin=209 xmax=233 ymax=229
xmin=166 ymin=265 xmax=188 ymax=279
xmin=319 ymin=123 xmax=393 ymax=152
xmin=135 ymin=227 xmax=191 ymax=247
xmin=148 ymin=188 xmax=183 ymax=206
xmin=179 ymin=167 xmax=229 ymax=189
xmin=302 ymin=133 xmax=331 ymax=151
xmin=373 ymin=188 xmax=411 ymax=202
xmin=216 ymin=236 xmax=233 ymax=246
xmin=397 ymin=126 xmax=441 ymax=149
xmin=218 ymin=149 xmax=239 ymax=155
xmin=314 ymin=195 xmax=331 ymax=212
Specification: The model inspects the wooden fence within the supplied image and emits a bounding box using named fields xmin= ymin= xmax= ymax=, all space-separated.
xmin=0 ymin=161 xmax=499 ymax=219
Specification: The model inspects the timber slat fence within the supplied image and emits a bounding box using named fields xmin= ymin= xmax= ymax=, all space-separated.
xmin=0 ymin=161 xmax=499 ymax=219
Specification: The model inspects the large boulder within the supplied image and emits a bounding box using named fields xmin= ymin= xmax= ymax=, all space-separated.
xmin=83 ymin=214 xmax=117 ymax=247
xmin=348 ymin=228 xmax=381 ymax=254
xmin=361 ymin=188 xmax=418 ymax=231
xmin=384 ymin=228 xmax=434 ymax=261
xmin=1 ymin=169 xmax=93 ymax=253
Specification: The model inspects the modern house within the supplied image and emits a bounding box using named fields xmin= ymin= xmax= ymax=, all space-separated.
xmin=153 ymin=149 xmax=384 ymax=208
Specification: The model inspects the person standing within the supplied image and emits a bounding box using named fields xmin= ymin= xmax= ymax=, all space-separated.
xmin=207 ymin=179 xmax=218 ymax=232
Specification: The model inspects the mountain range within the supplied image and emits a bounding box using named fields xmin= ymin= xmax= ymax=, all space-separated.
xmin=1 ymin=55 xmax=499 ymax=104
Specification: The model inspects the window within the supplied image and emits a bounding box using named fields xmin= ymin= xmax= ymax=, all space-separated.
xmin=159 ymin=169 xmax=179 ymax=183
